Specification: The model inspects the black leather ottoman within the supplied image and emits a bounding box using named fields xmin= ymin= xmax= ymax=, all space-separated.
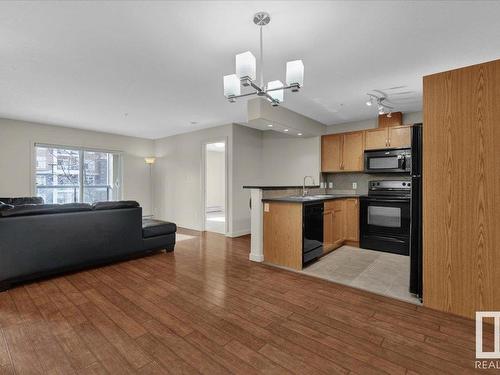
xmin=142 ymin=218 xmax=177 ymax=252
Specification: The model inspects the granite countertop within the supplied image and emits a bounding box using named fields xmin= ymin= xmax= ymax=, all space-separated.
xmin=243 ymin=185 xmax=320 ymax=190
xmin=262 ymin=194 xmax=361 ymax=203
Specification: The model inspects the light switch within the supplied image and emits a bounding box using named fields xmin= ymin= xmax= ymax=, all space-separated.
xmin=264 ymin=203 xmax=270 ymax=212
xmin=352 ymin=182 xmax=357 ymax=189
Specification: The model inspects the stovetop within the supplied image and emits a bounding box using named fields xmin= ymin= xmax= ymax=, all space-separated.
xmin=366 ymin=180 xmax=411 ymax=199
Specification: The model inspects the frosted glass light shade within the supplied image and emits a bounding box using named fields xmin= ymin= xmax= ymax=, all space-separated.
xmin=223 ymin=74 xmax=240 ymax=97
xmin=236 ymin=51 xmax=256 ymax=80
xmin=267 ymin=80 xmax=284 ymax=103
xmin=286 ymin=60 xmax=304 ymax=87
xmin=144 ymin=157 xmax=156 ymax=164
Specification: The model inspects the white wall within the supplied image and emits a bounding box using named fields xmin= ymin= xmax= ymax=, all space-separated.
xmin=260 ymin=132 xmax=321 ymax=186
xmin=0 ymin=118 xmax=155 ymax=214
xmin=153 ymin=124 xmax=233 ymax=232
xmin=325 ymin=111 xmax=423 ymax=134
xmin=232 ymin=125 xmax=262 ymax=235
xmin=205 ymin=149 xmax=225 ymax=210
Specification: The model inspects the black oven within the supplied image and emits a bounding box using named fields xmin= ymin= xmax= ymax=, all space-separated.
xmin=364 ymin=148 xmax=411 ymax=173
xmin=360 ymin=181 xmax=411 ymax=255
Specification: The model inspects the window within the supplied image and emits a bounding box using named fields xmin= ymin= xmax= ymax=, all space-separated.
xmin=35 ymin=144 xmax=122 ymax=204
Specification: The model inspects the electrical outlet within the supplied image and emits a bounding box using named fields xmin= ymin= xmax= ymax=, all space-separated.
xmin=328 ymin=182 xmax=333 ymax=189
xmin=352 ymin=182 xmax=358 ymax=189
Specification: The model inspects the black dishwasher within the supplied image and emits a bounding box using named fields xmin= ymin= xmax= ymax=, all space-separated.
xmin=303 ymin=202 xmax=324 ymax=264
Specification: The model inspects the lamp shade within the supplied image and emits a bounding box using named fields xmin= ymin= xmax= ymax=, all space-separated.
xmin=223 ymin=74 xmax=241 ymax=97
xmin=144 ymin=157 xmax=156 ymax=164
xmin=236 ymin=51 xmax=256 ymax=80
xmin=286 ymin=60 xmax=304 ymax=87
xmin=267 ymin=80 xmax=284 ymax=103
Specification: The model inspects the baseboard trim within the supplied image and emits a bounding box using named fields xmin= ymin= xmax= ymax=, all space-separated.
xmin=226 ymin=229 xmax=251 ymax=238
xmin=249 ymin=253 xmax=264 ymax=262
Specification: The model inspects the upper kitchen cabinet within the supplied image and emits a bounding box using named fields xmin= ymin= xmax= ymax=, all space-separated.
xmin=321 ymin=134 xmax=342 ymax=172
xmin=364 ymin=128 xmax=388 ymax=150
xmin=342 ymin=132 xmax=365 ymax=171
xmin=321 ymin=131 xmax=365 ymax=172
xmin=365 ymin=125 xmax=412 ymax=150
xmin=389 ymin=126 xmax=412 ymax=148
xmin=378 ymin=112 xmax=403 ymax=128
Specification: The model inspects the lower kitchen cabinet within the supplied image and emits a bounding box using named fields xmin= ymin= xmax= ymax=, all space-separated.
xmin=323 ymin=198 xmax=358 ymax=255
xmin=324 ymin=200 xmax=345 ymax=253
xmin=263 ymin=202 xmax=303 ymax=269
xmin=263 ymin=198 xmax=360 ymax=269
xmin=344 ymin=198 xmax=359 ymax=243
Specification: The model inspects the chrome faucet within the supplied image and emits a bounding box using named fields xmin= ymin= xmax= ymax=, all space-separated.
xmin=302 ymin=176 xmax=315 ymax=196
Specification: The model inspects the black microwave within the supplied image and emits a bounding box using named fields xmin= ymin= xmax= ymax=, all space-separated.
xmin=364 ymin=148 xmax=411 ymax=173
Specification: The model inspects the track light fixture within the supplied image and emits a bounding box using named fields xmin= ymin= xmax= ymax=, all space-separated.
xmin=366 ymin=93 xmax=394 ymax=117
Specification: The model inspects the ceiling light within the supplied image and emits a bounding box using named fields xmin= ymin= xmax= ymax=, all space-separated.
xmin=267 ymin=124 xmax=273 ymax=127
xmin=366 ymin=91 xmax=395 ymax=115
xmin=144 ymin=157 xmax=156 ymax=165
xmin=213 ymin=142 xmax=225 ymax=148
xmin=297 ymin=133 xmax=303 ymax=136
xmin=283 ymin=129 xmax=289 ymax=132
xmin=223 ymin=12 xmax=304 ymax=107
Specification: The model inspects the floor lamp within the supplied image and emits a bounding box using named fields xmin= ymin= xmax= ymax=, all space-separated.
xmin=144 ymin=157 xmax=156 ymax=217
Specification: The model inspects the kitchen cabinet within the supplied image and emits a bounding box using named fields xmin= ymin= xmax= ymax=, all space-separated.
xmin=378 ymin=112 xmax=403 ymax=128
xmin=324 ymin=199 xmax=352 ymax=254
xmin=342 ymin=132 xmax=365 ymax=171
xmin=365 ymin=128 xmax=388 ymax=150
xmin=323 ymin=209 xmax=334 ymax=253
xmin=321 ymin=131 xmax=364 ymax=172
xmin=263 ymin=202 xmax=303 ymax=270
xmin=263 ymin=197 xmax=360 ymax=269
xmin=423 ymin=58 xmax=500 ymax=319
xmin=364 ymin=125 xmax=412 ymax=150
xmin=321 ymin=134 xmax=342 ymax=172
xmin=388 ymin=126 xmax=412 ymax=148
xmin=344 ymin=198 xmax=359 ymax=243
xmin=331 ymin=202 xmax=345 ymax=248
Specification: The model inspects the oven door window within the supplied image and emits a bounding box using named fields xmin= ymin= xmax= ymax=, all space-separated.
xmin=368 ymin=206 xmax=401 ymax=228
xmin=360 ymin=198 xmax=410 ymax=238
xmin=369 ymin=156 xmax=400 ymax=170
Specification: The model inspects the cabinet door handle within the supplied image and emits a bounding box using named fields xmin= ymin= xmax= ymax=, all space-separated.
xmin=385 ymin=138 xmax=388 ymax=147
xmin=388 ymin=138 xmax=391 ymax=147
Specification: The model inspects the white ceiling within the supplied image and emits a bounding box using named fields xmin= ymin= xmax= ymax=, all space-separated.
xmin=1 ymin=1 xmax=500 ymax=139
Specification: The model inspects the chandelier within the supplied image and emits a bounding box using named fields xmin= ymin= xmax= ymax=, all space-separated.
xmin=223 ymin=12 xmax=304 ymax=107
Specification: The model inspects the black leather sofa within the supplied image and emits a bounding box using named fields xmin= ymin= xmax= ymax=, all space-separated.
xmin=0 ymin=197 xmax=176 ymax=291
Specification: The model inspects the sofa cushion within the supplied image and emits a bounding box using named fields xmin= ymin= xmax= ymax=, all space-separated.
xmin=0 ymin=197 xmax=44 ymax=206
xmin=142 ymin=219 xmax=177 ymax=238
xmin=92 ymin=201 xmax=139 ymax=210
xmin=0 ymin=203 xmax=92 ymax=217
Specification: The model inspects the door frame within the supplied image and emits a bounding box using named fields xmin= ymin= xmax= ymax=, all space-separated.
xmin=201 ymin=137 xmax=228 ymax=234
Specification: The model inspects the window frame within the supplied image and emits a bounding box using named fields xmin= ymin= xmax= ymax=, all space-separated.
xmin=32 ymin=142 xmax=124 ymax=204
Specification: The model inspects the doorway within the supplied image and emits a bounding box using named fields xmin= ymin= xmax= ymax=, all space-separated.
xmin=203 ymin=141 xmax=227 ymax=234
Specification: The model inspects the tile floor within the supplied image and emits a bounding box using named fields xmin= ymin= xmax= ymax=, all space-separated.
xmin=205 ymin=210 xmax=226 ymax=234
xmin=301 ymin=245 xmax=421 ymax=304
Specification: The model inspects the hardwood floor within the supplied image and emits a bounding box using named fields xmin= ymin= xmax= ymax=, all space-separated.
xmin=0 ymin=230 xmax=491 ymax=374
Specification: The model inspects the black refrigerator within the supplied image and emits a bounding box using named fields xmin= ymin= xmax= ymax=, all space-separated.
xmin=409 ymin=123 xmax=423 ymax=299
